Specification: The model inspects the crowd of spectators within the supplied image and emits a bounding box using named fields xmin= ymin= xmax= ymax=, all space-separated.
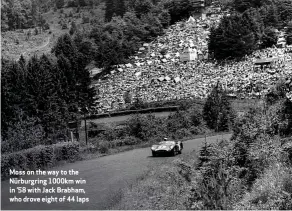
xmin=92 ymin=13 xmax=292 ymax=113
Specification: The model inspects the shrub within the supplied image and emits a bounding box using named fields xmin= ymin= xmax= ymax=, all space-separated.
xmin=261 ymin=27 xmax=278 ymax=48
xmin=173 ymin=128 xmax=192 ymax=139
xmin=98 ymin=140 xmax=110 ymax=153
xmin=82 ymin=16 xmax=90 ymax=24
xmin=123 ymin=136 xmax=141 ymax=145
xmin=188 ymin=106 xmax=203 ymax=127
xmin=167 ymin=111 xmax=192 ymax=133
xmin=192 ymin=139 xmax=245 ymax=209
xmin=235 ymin=163 xmax=292 ymax=210
xmin=98 ymin=126 xmax=117 ymax=141
xmin=1 ymin=142 xmax=80 ymax=180
xmin=43 ymin=23 xmax=50 ymax=30
xmin=112 ymin=139 xmax=125 ymax=147
xmin=1 ymin=115 xmax=45 ymax=154
xmin=115 ymin=158 xmax=193 ymax=210
xmin=126 ymin=114 xmax=166 ymax=141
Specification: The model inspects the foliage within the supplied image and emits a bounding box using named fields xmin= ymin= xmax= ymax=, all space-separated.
xmin=69 ymin=21 xmax=77 ymax=35
xmin=208 ymin=14 xmax=257 ymax=60
xmin=126 ymin=114 xmax=167 ymax=141
xmin=1 ymin=142 xmax=80 ymax=180
xmin=56 ymin=0 xmax=65 ymax=9
xmin=162 ymin=0 xmax=195 ymax=24
xmin=1 ymin=112 xmax=45 ymax=154
xmin=235 ymin=163 xmax=292 ymax=210
xmin=203 ymin=83 xmax=235 ymax=132
xmin=167 ymin=111 xmax=192 ymax=134
xmin=233 ymin=0 xmax=274 ymax=13
xmin=105 ymin=0 xmax=126 ymax=21
xmin=261 ymin=27 xmax=278 ymax=48
xmin=286 ymin=21 xmax=292 ymax=45
xmin=209 ymin=0 xmax=292 ymax=61
xmin=115 ymin=158 xmax=194 ymax=210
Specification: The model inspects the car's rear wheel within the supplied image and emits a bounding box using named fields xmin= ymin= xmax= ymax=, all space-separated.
xmin=170 ymin=149 xmax=176 ymax=156
xmin=178 ymin=149 xmax=182 ymax=154
xmin=152 ymin=151 xmax=156 ymax=157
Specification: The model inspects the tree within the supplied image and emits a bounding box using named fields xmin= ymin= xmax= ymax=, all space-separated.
xmin=162 ymin=0 xmax=194 ymax=24
xmin=56 ymin=0 xmax=65 ymax=9
xmin=259 ymin=4 xmax=279 ymax=28
xmin=261 ymin=27 xmax=278 ymax=48
xmin=233 ymin=0 xmax=274 ymax=13
xmin=2 ymin=111 xmax=45 ymax=153
xmin=126 ymin=0 xmax=154 ymax=18
xmin=69 ymin=21 xmax=77 ymax=35
xmin=105 ymin=0 xmax=126 ymax=21
xmin=203 ymin=83 xmax=234 ymax=132
xmin=141 ymin=12 xmax=164 ymax=40
xmin=276 ymin=0 xmax=292 ymax=27
xmin=23 ymin=55 xmax=66 ymax=140
xmin=123 ymin=90 xmax=132 ymax=104
xmin=1 ymin=60 xmax=27 ymax=138
xmin=78 ymin=0 xmax=87 ymax=7
xmin=208 ymin=14 xmax=257 ymax=60
xmin=53 ymin=34 xmax=96 ymax=117
xmin=286 ymin=21 xmax=292 ymax=45
xmin=90 ymin=17 xmax=136 ymax=69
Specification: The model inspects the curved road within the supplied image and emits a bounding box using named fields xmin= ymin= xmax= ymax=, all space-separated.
xmin=1 ymin=134 xmax=231 ymax=210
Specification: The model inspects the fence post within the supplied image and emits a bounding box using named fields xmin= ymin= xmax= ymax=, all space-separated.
xmin=84 ymin=117 xmax=88 ymax=145
xmin=71 ymin=131 xmax=74 ymax=142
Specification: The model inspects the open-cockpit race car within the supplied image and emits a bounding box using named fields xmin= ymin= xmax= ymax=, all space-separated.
xmin=151 ymin=138 xmax=183 ymax=157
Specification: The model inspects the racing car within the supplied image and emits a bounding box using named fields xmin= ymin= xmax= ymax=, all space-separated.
xmin=151 ymin=138 xmax=183 ymax=157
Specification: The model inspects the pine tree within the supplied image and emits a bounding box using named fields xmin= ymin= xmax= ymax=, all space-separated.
xmin=208 ymin=14 xmax=257 ymax=60
xmin=69 ymin=21 xmax=77 ymax=35
xmin=56 ymin=0 xmax=65 ymax=9
xmin=53 ymin=34 xmax=96 ymax=117
xmin=1 ymin=60 xmax=26 ymax=138
xmin=105 ymin=0 xmax=115 ymax=21
xmin=203 ymin=83 xmax=234 ymax=132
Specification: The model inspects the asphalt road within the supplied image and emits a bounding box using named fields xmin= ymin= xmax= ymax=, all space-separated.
xmin=1 ymin=134 xmax=231 ymax=210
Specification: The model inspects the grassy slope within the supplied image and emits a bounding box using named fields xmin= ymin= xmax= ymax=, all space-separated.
xmin=1 ymin=4 xmax=105 ymax=61
xmin=113 ymin=150 xmax=198 ymax=210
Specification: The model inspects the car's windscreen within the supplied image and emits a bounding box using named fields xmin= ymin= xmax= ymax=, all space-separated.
xmin=159 ymin=141 xmax=175 ymax=145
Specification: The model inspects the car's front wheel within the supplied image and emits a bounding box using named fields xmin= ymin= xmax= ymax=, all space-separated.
xmin=170 ymin=149 xmax=176 ymax=156
xmin=152 ymin=151 xmax=156 ymax=157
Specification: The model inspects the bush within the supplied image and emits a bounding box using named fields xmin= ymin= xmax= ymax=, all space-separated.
xmin=1 ymin=142 xmax=80 ymax=180
xmin=98 ymin=140 xmax=110 ymax=153
xmin=188 ymin=106 xmax=203 ymax=127
xmin=127 ymin=114 xmax=166 ymax=141
xmin=235 ymin=163 xmax=292 ymax=210
xmin=192 ymin=139 xmax=245 ymax=210
xmin=98 ymin=126 xmax=117 ymax=141
xmin=123 ymin=136 xmax=141 ymax=145
xmin=43 ymin=23 xmax=50 ymax=30
xmin=167 ymin=111 xmax=192 ymax=133
xmin=172 ymin=128 xmax=192 ymax=139
xmin=1 ymin=115 xmax=45 ymax=154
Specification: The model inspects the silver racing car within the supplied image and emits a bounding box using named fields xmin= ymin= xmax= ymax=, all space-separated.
xmin=151 ymin=138 xmax=183 ymax=157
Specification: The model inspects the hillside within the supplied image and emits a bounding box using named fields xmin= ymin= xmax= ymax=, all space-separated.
xmin=92 ymin=14 xmax=292 ymax=113
xmin=1 ymin=2 xmax=105 ymax=61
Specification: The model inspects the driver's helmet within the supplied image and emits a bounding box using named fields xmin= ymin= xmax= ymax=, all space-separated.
xmin=164 ymin=137 xmax=168 ymax=141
